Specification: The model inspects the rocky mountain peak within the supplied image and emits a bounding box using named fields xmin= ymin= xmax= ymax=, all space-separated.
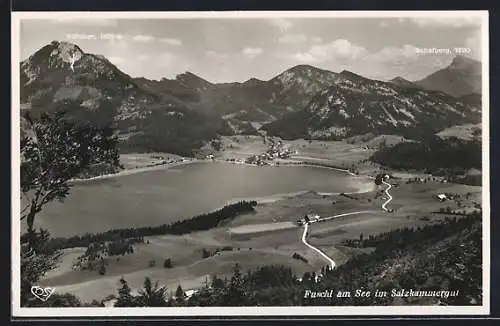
xmin=415 ymin=55 xmax=481 ymax=97
xmin=243 ymin=77 xmax=264 ymax=86
xmin=389 ymin=76 xmax=418 ymax=88
xmin=175 ymin=71 xmax=213 ymax=88
xmin=390 ymin=76 xmax=409 ymax=83
xmin=23 ymin=41 xmax=85 ymax=71
xmin=339 ymin=70 xmax=366 ymax=81
xmin=448 ymin=55 xmax=481 ymax=71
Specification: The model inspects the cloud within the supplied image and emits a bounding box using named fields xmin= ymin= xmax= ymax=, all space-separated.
xmin=157 ymin=51 xmax=176 ymax=66
xmin=289 ymin=39 xmax=366 ymax=63
xmin=465 ymin=30 xmax=482 ymax=60
xmin=409 ymin=17 xmax=481 ymax=28
xmin=289 ymin=52 xmax=318 ymax=63
xmin=132 ymin=34 xmax=155 ymax=42
xmin=368 ymin=44 xmax=419 ymax=63
xmin=269 ymin=18 xmax=293 ymax=32
xmin=278 ymin=34 xmax=308 ymax=44
xmin=312 ymin=37 xmax=322 ymax=43
xmin=137 ymin=54 xmax=150 ymax=62
xmin=242 ymin=47 xmax=263 ymax=59
xmin=153 ymin=51 xmax=190 ymax=72
xmin=159 ymin=38 xmax=183 ymax=46
xmin=360 ymin=44 xmax=455 ymax=81
xmin=205 ymin=50 xmax=230 ymax=60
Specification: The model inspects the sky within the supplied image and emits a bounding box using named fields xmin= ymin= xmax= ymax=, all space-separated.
xmin=18 ymin=15 xmax=483 ymax=83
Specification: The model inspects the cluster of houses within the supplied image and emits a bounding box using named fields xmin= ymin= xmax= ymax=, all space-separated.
xmin=245 ymin=154 xmax=271 ymax=166
xmin=406 ymin=176 xmax=449 ymax=184
xmin=268 ymin=141 xmax=295 ymax=159
xmin=295 ymin=213 xmax=321 ymax=226
xmin=297 ymin=272 xmax=328 ymax=284
xmin=245 ymin=142 xmax=295 ymax=166
xmin=435 ymin=193 xmax=452 ymax=202
xmin=72 ymin=246 xmax=110 ymax=271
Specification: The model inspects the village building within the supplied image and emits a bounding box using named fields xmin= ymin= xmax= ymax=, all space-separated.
xmin=436 ymin=194 xmax=448 ymax=202
xmin=307 ymin=214 xmax=321 ymax=222
xmin=296 ymin=214 xmax=320 ymax=225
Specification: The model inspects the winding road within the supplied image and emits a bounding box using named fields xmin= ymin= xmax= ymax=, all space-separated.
xmin=300 ymin=179 xmax=394 ymax=270
xmin=301 ymin=222 xmax=336 ymax=269
xmin=381 ymin=180 xmax=393 ymax=212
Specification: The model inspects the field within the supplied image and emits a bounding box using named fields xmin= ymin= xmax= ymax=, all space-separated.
xmin=436 ymin=123 xmax=481 ymax=141
xmin=39 ymin=166 xmax=481 ymax=303
xmin=119 ymin=153 xmax=187 ymax=170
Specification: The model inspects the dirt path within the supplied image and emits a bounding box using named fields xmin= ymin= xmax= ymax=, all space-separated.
xmin=300 ymin=177 xmax=393 ymax=269
xmin=382 ymin=180 xmax=393 ymax=211
xmin=301 ymin=223 xmax=336 ymax=269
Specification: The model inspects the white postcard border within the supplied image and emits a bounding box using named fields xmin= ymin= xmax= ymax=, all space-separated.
xmin=11 ymin=10 xmax=490 ymax=318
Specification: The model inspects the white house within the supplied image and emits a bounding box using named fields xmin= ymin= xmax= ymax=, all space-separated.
xmin=436 ymin=194 xmax=448 ymax=202
xmin=307 ymin=214 xmax=321 ymax=222
xmin=185 ymin=289 xmax=199 ymax=299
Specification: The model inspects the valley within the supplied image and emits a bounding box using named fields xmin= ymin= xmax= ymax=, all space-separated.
xmin=18 ymin=39 xmax=484 ymax=308
xmin=35 ymin=134 xmax=482 ymax=304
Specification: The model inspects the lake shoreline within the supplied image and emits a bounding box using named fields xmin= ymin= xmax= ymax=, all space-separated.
xmin=70 ymin=157 xmax=372 ymax=183
xmin=70 ymin=159 xmax=375 ymax=209
xmin=69 ymin=159 xmax=199 ymax=184
xmin=39 ymin=159 xmax=375 ymax=238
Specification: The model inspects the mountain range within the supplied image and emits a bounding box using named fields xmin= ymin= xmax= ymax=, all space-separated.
xmin=20 ymin=41 xmax=232 ymax=156
xmin=19 ymin=41 xmax=482 ymax=155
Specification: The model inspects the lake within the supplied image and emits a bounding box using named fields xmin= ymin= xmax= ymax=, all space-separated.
xmin=32 ymin=162 xmax=370 ymax=237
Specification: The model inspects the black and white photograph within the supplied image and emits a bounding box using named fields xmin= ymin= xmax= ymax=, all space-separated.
xmin=11 ymin=11 xmax=489 ymax=317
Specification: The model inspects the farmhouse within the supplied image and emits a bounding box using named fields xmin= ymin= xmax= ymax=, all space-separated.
xmin=307 ymin=214 xmax=321 ymax=222
xmin=295 ymin=213 xmax=320 ymax=225
xmin=436 ymin=194 xmax=448 ymax=202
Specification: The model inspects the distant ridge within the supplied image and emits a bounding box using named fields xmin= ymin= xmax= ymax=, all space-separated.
xmin=20 ymin=41 xmax=482 ymax=148
xmin=389 ymin=76 xmax=419 ymax=89
xmin=415 ymin=55 xmax=481 ymax=98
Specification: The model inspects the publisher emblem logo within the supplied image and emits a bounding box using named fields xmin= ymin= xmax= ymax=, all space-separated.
xmin=31 ymin=286 xmax=55 ymax=302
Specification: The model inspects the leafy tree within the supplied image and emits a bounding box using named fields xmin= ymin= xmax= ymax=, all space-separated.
xmin=222 ymin=264 xmax=247 ymax=306
xmin=98 ymin=261 xmax=106 ymax=275
xmin=211 ymin=274 xmax=226 ymax=291
xmin=21 ymin=111 xmax=120 ymax=241
xmin=115 ymin=278 xmax=136 ymax=307
xmin=20 ymin=230 xmax=57 ymax=307
xmin=175 ymin=285 xmax=185 ymax=304
xmin=163 ymin=258 xmax=172 ymax=268
xmin=201 ymin=248 xmax=211 ymax=258
xmin=374 ymin=174 xmax=384 ymax=186
xmin=370 ymin=135 xmax=480 ymax=174
xmin=84 ymin=299 xmax=105 ymax=307
xmin=136 ymin=277 xmax=168 ymax=307
xmin=27 ymin=293 xmax=83 ymax=307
